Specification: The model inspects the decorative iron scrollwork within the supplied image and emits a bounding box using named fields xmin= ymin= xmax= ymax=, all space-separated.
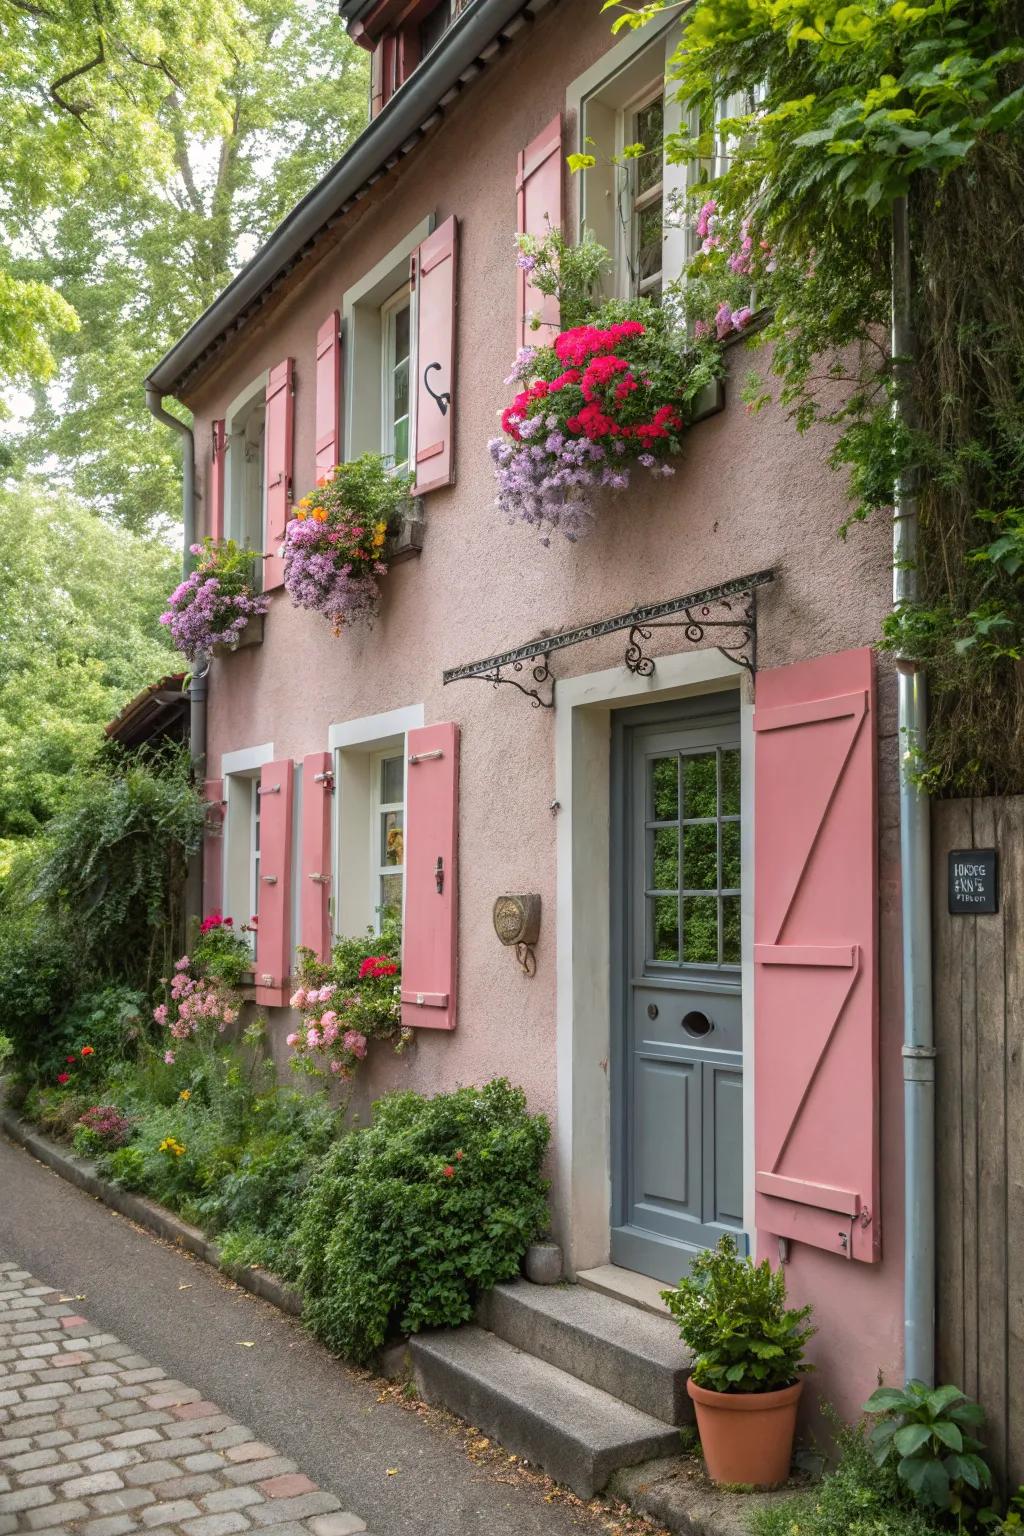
xmin=624 ymin=591 xmax=758 ymax=676
xmin=463 ymin=655 xmax=555 ymax=708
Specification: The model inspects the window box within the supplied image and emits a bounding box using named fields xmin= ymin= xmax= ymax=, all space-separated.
xmin=212 ymin=613 xmax=265 ymax=658
xmin=387 ymin=499 xmax=426 ymax=564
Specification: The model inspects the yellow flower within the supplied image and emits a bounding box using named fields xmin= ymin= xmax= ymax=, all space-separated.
xmin=374 ymin=521 xmax=387 ymax=534
xmin=158 ymin=1137 xmax=186 ymax=1157
xmin=178 ymin=1089 xmax=191 ymax=1102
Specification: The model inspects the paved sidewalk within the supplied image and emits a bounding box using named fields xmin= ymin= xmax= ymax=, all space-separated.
xmin=0 ymin=1258 xmax=369 ymax=1535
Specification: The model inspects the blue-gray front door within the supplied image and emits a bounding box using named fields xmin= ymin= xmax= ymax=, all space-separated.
xmin=610 ymin=699 xmax=746 ymax=1285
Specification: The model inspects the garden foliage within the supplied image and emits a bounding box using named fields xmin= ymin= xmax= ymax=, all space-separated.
xmin=287 ymin=915 xmax=409 ymax=1078
xmin=864 ymin=1381 xmax=994 ymax=1518
xmin=295 ymin=1079 xmax=550 ymax=1362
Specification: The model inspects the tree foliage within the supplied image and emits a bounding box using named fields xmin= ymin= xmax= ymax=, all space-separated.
xmin=605 ymin=0 xmax=1024 ymax=792
xmin=0 ymin=482 xmax=178 ymax=841
xmin=2 ymin=0 xmax=368 ymax=529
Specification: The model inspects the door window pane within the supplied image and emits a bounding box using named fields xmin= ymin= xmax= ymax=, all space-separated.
xmin=682 ymin=895 xmax=718 ymax=964
xmin=650 ymin=827 xmax=678 ymax=891
xmin=682 ymin=752 xmax=717 ymax=818
xmin=650 ymin=756 xmax=678 ymax=821
xmin=720 ymin=748 xmax=741 ymax=816
xmin=380 ymin=872 xmax=403 ymax=921
xmin=652 ymin=896 xmax=679 ymax=962
xmin=721 ymin=821 xmax=741 ymax=890
xmin=682 ymin=822 xmax=717 ymax=890
xmin=374 ymin=751 xmax=405 ymax=926
xmin=722 ymin=895 xmax=741 ymax=964
xmin=381 ymin=753 xmax=404 ymax=805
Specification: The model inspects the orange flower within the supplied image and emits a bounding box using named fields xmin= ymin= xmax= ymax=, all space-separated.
xmin=80 ymin=1046 xmax=95 ymax=1057
xmin=311 ymin=507 xmax=328 ymax=523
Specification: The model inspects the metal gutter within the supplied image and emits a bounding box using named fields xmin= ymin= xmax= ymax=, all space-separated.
xmin=892 ymin=192 xmax=936 ymax=1388
xmin=146 ymin=0 xmax=554 ymax=397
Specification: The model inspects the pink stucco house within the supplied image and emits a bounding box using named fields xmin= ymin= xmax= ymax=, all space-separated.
xmin=146 ymin=0 xmax=907 ymax=1486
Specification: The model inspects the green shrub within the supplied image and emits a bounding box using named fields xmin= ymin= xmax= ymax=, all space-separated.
xmin=751 ymin=1420 xmax=947 ymax=1536
xmin=661 ymin=1234 xmax=815 ymax=1393
xmin=864 ymin=1382 xmax=994 ymax=1520
xmin=295 ymin=1078 xmax=550 ymax=1363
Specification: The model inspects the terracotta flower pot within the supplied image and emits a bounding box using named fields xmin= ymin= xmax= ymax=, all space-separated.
xmin=686 ymin=1376 xmax=802 ymax=1488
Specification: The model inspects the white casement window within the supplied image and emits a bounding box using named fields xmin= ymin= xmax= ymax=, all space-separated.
xmin=370 ymin=749 xmax=405 ymax=921
xmin=221 ymin=743 xmax=274 ymax=948
xmin=224 ymin=372 xmax=268 ymax=579
xmin=329 ymin=704 xmax=423 ymax=937
xmin=381 ymin=290 xmax=414 ymax=473
xmin=342 ymin=217 xmax=432 ymax=467
xmin=627 ymin=88 xmax=665 ymax=302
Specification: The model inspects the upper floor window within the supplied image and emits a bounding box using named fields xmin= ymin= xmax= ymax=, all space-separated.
xmin=224 ymin=373 xmax=268 ymax=582
xmin=419 ymin=0 xmax=452 ymax=59
xmin=382 ymin=289 xmax=413 ymax=473
xmin=628 ymin=91 xmax=665 ymax=303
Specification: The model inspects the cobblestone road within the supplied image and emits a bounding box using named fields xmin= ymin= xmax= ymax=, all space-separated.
xmin=0 ymin=1258 xmax=370 ymax=1536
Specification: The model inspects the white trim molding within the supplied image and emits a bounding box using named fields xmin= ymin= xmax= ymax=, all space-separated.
xmin=554 ymin=650 xmax=755 ymax=1275
xmin=328 ymin=704 xmax=424 ymax=752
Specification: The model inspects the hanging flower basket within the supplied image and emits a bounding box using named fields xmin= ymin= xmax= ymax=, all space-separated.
xmin=160 ymin=539 xmax=270 ymax=661
xmin=282 ymin=454 xmax=415 ymax=634
xmin=490 ymin=307 xmax=713 ymax=543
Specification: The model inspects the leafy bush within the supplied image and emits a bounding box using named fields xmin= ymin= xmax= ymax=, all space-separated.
xmin=660 ymin=1234 xmax=815 ymax=1393
xmin=192 ymin=914 xmax=252 ymax=990
xmin=72 ymin=1105 xmax=133 ymax=1157
xmin=864 ymin=1381 xmax=993 ymax=1518
xmin=751 ymin=1420 xmax=947 ymax=1536
xmin=295 ymin=1079 xmax=550 ymax=1362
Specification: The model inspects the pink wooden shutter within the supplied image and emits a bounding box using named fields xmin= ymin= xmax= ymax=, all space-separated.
xmin=300 ymin=751 xmax=333 ymax=963
xmin=314 ymin=314 xmax=341 ymax=486
xmin=209 ymin=421 xmax=226 ymax=542
xmin=411 ymin=216 xmax=457 ymax=496
xmin=202 ymin=778 xmax=224 ymax=918
xmin=516 ymin=115 xmax=563 ymax=347
xmin=401 ymin=722 xmax=459 ymax=1031
xmin=753 ymin=647 xmax=880 ymax=1263
xmin=263 ymin=359 xmax=295 ymax=591
xmin=255 ymin=757 xmax=295 ymax=1007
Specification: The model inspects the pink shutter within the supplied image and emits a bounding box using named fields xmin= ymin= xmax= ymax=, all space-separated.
xmin=255 ymin=758 xmax=295 ymax=1007
xmin=263 ymin=359 xmax=295 ymax=590
xmin=753 ymin=647 xmax=880 ymax=1263
xmin=401 ymin=723 xmax=459 ymax=1031
xmin=314 ymin=314 xmax=341 ymax=486
xmin=202 ymin=778 xmax=224 ymax=918
xmin=516 ymin=115 xmax=563 ymax=347
xmin=411 ymin=216 xmax=457 ymax=496
xmin=300 ymin=751 xmax=333 ymax=963
xmin=209 ymin=421 xmax=226 ymax=542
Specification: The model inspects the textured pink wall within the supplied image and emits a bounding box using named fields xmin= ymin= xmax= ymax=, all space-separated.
xmin=180 ymin=0 xmax=904 ymax=1422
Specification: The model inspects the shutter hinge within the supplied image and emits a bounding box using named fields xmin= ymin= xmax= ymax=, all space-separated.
xmin=409 ymin=749 xmax=443 ymax=765
xmin=308 ymin=873 xmax=330 ymax=884
xmin=257 ymin=784 xmax=281 ymax=795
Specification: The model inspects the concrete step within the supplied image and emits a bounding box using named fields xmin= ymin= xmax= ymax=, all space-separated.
xmin=409 ymin=1325 xmax=682 ymax=1498
xmin=477 ymin=1280 xmax=694 ymax=1425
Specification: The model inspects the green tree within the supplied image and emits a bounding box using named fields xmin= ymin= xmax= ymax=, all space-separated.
xmin=2 ymin=0 xmax=368 ymax=529
xmin=0 ymin=481 xmax=178 ymax=843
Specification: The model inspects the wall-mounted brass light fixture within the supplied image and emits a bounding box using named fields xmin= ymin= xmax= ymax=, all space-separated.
xmin=493 ymin=894 xmax=541 ymax=976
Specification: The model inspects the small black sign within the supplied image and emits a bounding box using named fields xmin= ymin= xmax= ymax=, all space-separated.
xmin=948 ymin=848 xmax=999 ymax=915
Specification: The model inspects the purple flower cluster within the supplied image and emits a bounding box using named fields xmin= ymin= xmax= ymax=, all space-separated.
xmin=160 ymin=545 xmax=269 ymax=661
xmin=77 ymin=1105 xmax=132 ymax=1149
xmin=488 ymin=413 xmax=673 ymax=544
xmin=283 ymin=518 xmax=384 ymax=632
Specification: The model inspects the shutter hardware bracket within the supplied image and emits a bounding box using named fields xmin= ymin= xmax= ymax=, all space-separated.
xmin=409 ymin=749 xmax=444 ymax=764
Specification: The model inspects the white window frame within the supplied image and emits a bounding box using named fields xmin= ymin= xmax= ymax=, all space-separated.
xmin=625 ymin=83 xmax=666 ymax=302
xmin=221 ymin=742 xmax=274 ymax=947
xmin=369 ymin=746 xmax=406 ymax=922
xmin=342 ymin=217 xmax=433 ymax=464
xmin=223 ymin=372 xmax=269 ymax=574
xmin=380 ymin=287 xmax=415 ymax=473
xmin=328 ymin=704 xmax=424 ymax=938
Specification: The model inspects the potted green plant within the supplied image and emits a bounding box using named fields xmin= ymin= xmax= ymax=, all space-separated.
xmin=661 ymin=1235 xmax=815 ymax=1488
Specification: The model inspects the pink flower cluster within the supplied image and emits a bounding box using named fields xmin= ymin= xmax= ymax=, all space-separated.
xmin=691 ymin=202 xmax=773 ymax=340
xmin=287 ymin=981 xmax=370 ymax=1079
xmin=78 ymin=1105 xmax=132 ymax=1149
xmin=154 ymin=954 xmax=238 ymax=1040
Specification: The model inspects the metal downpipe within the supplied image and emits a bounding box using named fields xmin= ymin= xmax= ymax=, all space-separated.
xmin=145 ymin=386 xmax=205 ymax=924
xmin=891 ymin=194 xmax=936 ymax=1388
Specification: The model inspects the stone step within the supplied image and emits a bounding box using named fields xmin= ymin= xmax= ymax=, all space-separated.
xmin=409 ymin=1325 xmax=682 ymax=1498
xmin=477 ymin=1280 xmax=694 ymax=1425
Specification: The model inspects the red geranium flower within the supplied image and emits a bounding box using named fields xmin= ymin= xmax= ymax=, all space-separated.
xmin=66 ymin=1056 xmax=77 ymax=1064
xmin=442 ymin=1165 xmax=455 ymax=1179
xmin=56 ymin=1073 xmax=70 ymax=1085
xmin=80 ymin=1046 xmax=95 ymax=1057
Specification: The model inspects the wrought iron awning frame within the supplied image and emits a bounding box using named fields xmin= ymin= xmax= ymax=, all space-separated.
xmin=442 ymin=569 xmax=775 ymax=709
